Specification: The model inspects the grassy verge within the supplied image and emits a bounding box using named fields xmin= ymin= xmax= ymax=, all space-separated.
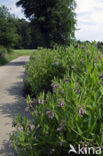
xmin=0 ymin=49 xmax=35 ymax=65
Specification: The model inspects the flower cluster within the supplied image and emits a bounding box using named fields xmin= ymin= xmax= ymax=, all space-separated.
xmin=99 ymin=75 xmax=103 ymax=79
xmin=55 ymin=61 xmax=59 ymax=66
xmin=18 ymin=127 xmax=23 ymax=131
xmin=30 ymin=98 xmax=35 ymax=106
xmin=77 ymin=89 xmax=81 ymax=95
xmin=56 ymin=120 xmax=66 ymax=132
xmin=25 ymin=107 xmax=29 ymax=112
xmin=63 ymin=75 xmax=70 ymax=83
xmin=58 ymin=99 xmax=65 ymax=108
xmin=51 ymin=80 xmax=58 ymax=89
xmin=79 ymin=107 xmax=86 ymax=118
xmin=46 ymin=111 xmax=55 ymax=120
xmin=38 ymin=98 xmax=44 ymax=105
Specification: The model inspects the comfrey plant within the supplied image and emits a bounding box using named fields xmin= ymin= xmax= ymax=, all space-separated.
xmin=10 ymin=44 xmax=103 ymax=155
xmin=24 ymin=48 xmax=67 ymax=97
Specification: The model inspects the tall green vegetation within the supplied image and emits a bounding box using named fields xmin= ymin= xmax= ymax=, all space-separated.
xmin=10 ymin=44 xmax=103 ymax=155
xmin=0 ymin=5 xmax=19 ymax=48
xmin=0 ymin=5 xmax=19 ymax=64
xmin=14 ymin=18 xmax=32 ymax=49
xmin=16 ymin=0 xmax=76 ymax=47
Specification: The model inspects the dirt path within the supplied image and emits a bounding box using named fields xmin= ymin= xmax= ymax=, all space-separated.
xmin=0 ymin=56 xmax=30 ymax=156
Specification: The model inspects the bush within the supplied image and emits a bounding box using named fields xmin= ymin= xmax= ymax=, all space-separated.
xmin=10 ymin=44 xmax=103 ymax=155
xmin=0 ymin=45 xmax=8 ymax=65
xmin=24 ymin=48 xmax=67 ymax=96
xmin=0 ymin=45 xmax=7 ymax=56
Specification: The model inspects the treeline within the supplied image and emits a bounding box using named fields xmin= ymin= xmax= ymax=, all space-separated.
xmin=0 ymin=0 xmax=76 ymax=49
xmin=0 ymin=5 xmax=37 ymax=49
xmin=76 ymin=40 xmax=103 ymax=51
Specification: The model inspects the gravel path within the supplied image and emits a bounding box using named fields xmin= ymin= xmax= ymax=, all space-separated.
xmin=0 ymin=56 xmax=30 ymax=156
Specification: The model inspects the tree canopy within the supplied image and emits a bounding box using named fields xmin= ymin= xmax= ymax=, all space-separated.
xmin=0 ymin=5 xmax=19 ymax=48
xmin=16 ymin=0 xmax=76 ymax=47
xmin=14 ymin=18 xmax=32 ymax=49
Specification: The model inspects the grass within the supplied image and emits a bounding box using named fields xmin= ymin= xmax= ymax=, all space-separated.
xmin=6 ymin=49 xmax=35 ymax=62
xmin=0 ymin=49 xmax=35 ymax=65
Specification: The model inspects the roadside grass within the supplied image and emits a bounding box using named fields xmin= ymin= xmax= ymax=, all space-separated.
xmin=0 ymin=49 xmax=35 ymax=65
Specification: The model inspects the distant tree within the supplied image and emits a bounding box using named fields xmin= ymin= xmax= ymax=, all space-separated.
xmin=16 ymin=0 xmax=76 ymax=48
xmin=14 ymin=18 xmax=32 ymax=49
xmin=0 ymin=5 xmax=19 ymax=48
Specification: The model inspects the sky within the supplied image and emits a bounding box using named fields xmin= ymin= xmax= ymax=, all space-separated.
xmin=0 ymin=0 xmax=25 ymax=19
xmin=76 ymin=0 xmax=103 ymax=41
xmin=0 ymin=0 xmax=103 ymax=41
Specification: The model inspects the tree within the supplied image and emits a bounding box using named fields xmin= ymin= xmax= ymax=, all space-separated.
xmin=14 ymin=18 xmax=32 ymax=49
xmin=0 ymin=5 xmax=19 ymax=48
xmin=16 ymin=0 xmax=76 ymax=47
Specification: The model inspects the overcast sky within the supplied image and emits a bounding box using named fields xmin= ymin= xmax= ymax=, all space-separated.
xmin=76 ymin=0 xmax=103 ymax=41
xmin=0 ymin=0 xmax=103 ymax=41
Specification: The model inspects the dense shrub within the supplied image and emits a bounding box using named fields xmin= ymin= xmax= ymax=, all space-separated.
xmin=0 ymin=6 xmax=19 ymax=48
xmin=10 ymin=44 xmax=103 ymax=155
xmin=24 ymin=48 xmax=67 ymax=96
xmin=0 ymin=45 xmax=7 ymax=56
xmin=0 ymin=45 xmax=8 ymax=65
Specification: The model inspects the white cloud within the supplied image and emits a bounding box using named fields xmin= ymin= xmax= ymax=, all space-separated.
xmin=75 ymin=0 xmax=103 ymax=41
xmin=0 ymin=0 xmax=25 ymax=19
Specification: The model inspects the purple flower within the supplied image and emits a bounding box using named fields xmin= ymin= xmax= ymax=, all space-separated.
xmin=51 ymin=81 xmax=58 ymax=89
xmin=60 ymin=142 xmax=63 ymax=147
xmin=38 ymin=99 xmax=41 ymax=104
xmin=55 ymin=62 xmax=59 ymax=66
xmin=57 ymin=127 xmax=62 ymax=132
xmin=94 ymin=59 xmax=97 ymax=63
xmin=58 ymin=99 xmax=65 ymax=108
xmin=30 ymin=98 xmax=35 ymax=105
xmin=59 ymin=102 xmax=64 ymax=107
xmin=63 ymin=78 xmax=69 ymax=82
xmin=82 ymin=110 xmax=86 ymax=114
xmin=27 ymin=124 xmax=31 ymax=130
xmin=41 ymin=100 xmax=44 ymax=104
xmin=8 ymin=141 xmax=13 ymax=148
xmin=100 ymin=55 xmax=103 ymax=60
xmin=77 ymin=89 xmax=81 ymax=95
xmin=38 ymin=99 xmax=44 ymax=105
xmin=57 ymin=120 xmax=66 ymax=132
xmin=25 ymin=107 xmax=29 ymax=112
xmin=46 ymin=111 xmax=54 ymax=119
xmin=79 ymin=107 xmax=86 ymax=118
xmin=99 ymin=75 xmax=103 ymax=79
xmin=18 ymin=127 xmax=23 ymax=131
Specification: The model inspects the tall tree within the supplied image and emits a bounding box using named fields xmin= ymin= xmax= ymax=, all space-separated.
xmin=16 ymin=0 xmax=76 ymax=47
xmin=0 ymin=5 xmax=19 ymax=48
xmin=14 ymin=18 xmax=32 ymax=49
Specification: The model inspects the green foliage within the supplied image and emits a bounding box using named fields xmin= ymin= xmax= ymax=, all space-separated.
xmin=10 ymin=44 xmax=103 ymax=155
xmin=16 ymin=0 xmax=76 ymax=47
xmin=0 ymin=5 xmax=19 ymax=48
xmin=0 ymin=45 xmax=8 ymax=65
xmin=14 ymin=18 xmax=33 ymax=49
xmin=0 ymin=45 xmax=7 ymax=56
xmin=24 ymin=48 xmax=67 ymax=96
